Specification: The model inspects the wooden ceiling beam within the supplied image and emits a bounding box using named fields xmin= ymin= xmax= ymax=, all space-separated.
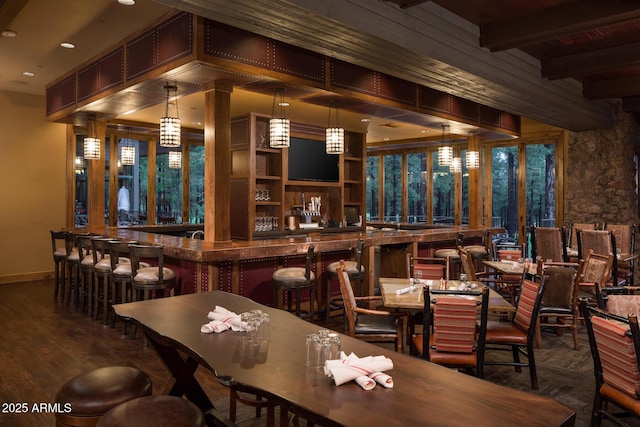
xmin=583 ymin=76 xmax=640 ymax=99
xmin=480 ymin=1 xmax=640 ymax=52
xmin=542 ymin=41 xmax=640 ymax=80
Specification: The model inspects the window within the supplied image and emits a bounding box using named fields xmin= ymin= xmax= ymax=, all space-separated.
xmin=189 ymin=145 xmax=205 ymax=223
xmin=407 ymin=152 xmax=426 ymax=223
xmin=366 ymin=156 xmax=379 ymax=221
xmin=156 ymin=147 xmax=182 ymax=224
xmin=433 ymin=151 xmax=454 ymax=224
xmin=383 ymin=154 xmax=402 ymax=221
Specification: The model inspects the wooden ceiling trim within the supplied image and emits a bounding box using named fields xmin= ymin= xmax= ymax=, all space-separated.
xmin=583 ymin=76 xmax=640 ymax=99
xmin=542 ymin=41 xmax=640 ymax=80
xmin=480 ymin=1 xmax=640 ymax=52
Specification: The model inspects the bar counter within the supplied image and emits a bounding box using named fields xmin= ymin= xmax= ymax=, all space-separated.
xmin=72 ymin=224 xmax=496 ymax=307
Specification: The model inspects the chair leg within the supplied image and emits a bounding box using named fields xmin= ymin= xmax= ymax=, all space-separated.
xmin=527 ymin=343 xmax=538 ymax=390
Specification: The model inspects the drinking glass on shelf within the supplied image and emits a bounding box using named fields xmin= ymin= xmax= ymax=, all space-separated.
xmin=264 ymin=189 xmax=271 ymax=201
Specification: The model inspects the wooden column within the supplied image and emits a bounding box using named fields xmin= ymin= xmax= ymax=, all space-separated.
xmin=181 ymin=142 xmax=190 ymax=224
xmin=88 ymin=120 xmax=106 ymax=228
xmin=147 ymin=137 xmax=157 ymax=225
xmin=108 ymin=129 xmax=118 ymax=227
xmin=204 ymin=81 xmax=233 ymax=242
xmin=65 ymin=124 xmax=75 ymax=228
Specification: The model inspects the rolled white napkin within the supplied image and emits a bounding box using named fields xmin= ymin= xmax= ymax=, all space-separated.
xmin=368 ymin=372 xmax=393 ymax=388
xmin=324 ymin=352 xmax=394 ymax=386
xmin=355 ymin=376 xmax=376 ymax=390
xmin=396 ymin=285 xmax=417 ymax=295
xmin=201 ymin=306 xmax=248 ymax=334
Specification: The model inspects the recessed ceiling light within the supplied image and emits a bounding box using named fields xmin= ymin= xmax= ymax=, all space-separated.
xmin=1 ymin=29 xmax=17 ymax=37
xmin=118 ymin=0 xmax=136 ymax=5
xmin=278 ymin=101 xmax=289 ymax=107
xmin=360 ymin=118 xmax=371 ymax=122
xmin=22 ymin=71 xmax=35 ymax=77
xmin=60 ymin=42 xmax=75 ymax=49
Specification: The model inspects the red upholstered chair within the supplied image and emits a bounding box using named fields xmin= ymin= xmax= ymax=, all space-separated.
xmin=484 ymin=276 xmax=548 ymax=389
xmin=412 ymin=286 xmax=490 ymax=378
xmin=581 ymin=301 xmax=640 ymax=426
xmin=578 ymin=229 xmax=621 ymax=286
xmin=406 ymin=254 xmax=449 ymax=281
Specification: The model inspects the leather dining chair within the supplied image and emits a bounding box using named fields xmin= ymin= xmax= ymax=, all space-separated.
xmin=412 ymin=286 xmax=490 ymax=378
xmin=535 ymin=262 xmax=580 ymax=350
xmin=581 ymin=301 xmax=640 ymax=426
xmin=606 ymin=223 xmax=636 ymax=286
xmin=577 ymin=229 xmax=620 ymax=286
xmin=530 ymin=225 xmax=569 ymax=263
xmin=484 ymin=275 xmax=548 ymax=390
xmin=337 ymin=261 xmax=406 ymax=353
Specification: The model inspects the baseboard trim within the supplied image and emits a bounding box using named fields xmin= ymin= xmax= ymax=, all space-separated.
xmin=0 ymin=271 xmax=53 ymax=285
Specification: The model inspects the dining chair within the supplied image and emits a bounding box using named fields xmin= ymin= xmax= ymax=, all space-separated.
xmin=462 ymin=229 xmax=493 ymax=272
xmin=325 ymin=239 xmax=365 ymax=324
xmin=530 ymin=225 xmax=568 ymax=263
xmin=535 ymin=262 xmax=580 ymax=350
xmin=412 ymin=286 xmax=490 ymax=378
xmin=484 ymin=276 xmax=548 ymax=389
xmin=337 ymin=261 xmax=406 ymax=353
xmin=577 ymin=229 xmax=620 ymax=286
xmin=406 ymin=254 xmax=449 ymax=281
xmin=606 ymin=223 xmax=636 ymax=286
xmin=581 ymin=301 xmax=640 ymax=426
xmin=460 ymin=246 xmax=525 ymax=304
xmin=568 ymin=222 xmax=597 ymax=252
xmin=433 ymin=232 xmax=464 ymax=279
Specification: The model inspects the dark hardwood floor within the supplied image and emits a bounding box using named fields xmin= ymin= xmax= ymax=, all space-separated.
xmin=0 ymin=278 xmax=632 ymax=426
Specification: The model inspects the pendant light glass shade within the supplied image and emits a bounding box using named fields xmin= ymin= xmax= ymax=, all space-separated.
xmin=269 ymin=88 xmax=290 ymax=148
xmin=120 ymin=128 xmax=135 ymax=166
xmin=326 ymin=102 xmax=344 ymax=154
xmin=160 ymin=84 xmax=181 ymax=147
xmin=168 ymin=150 xmax=182 ymax=169
xmin=466 ymin=131 xmax=480 ymax=169
xmin=83 ymin=115 xmax=100 ymax=159
xmin=438 ymin=124 xmax=453 ymax=167
xmin=450 ymin=156 xmax=462 ymax=173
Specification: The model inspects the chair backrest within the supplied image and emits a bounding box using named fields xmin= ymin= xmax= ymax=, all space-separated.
xmin=580 ymin=250 xmax=614 ymax=293
xmin=91 ymin=237 xmax=115 ymax=264
xmin=539 ymin=265 xmax=578 ymax=309
xmin=108 ymin=239 xmax=137 ymax=270
xmin=355 ymin=239 xmax=364 ymax=272
xmin=530 ymin=226 xmax=568 ymax=263
xmin=423 ymin=286 xmax=490 ymax=363
xmin=513 ymin=277 xmax=547 ymax=338
xmin=406 ymin=254 xmax=449 ymax=280
xmin=458 ymin=246 xmax=477 ymax=281
xmin=607 ymin=224 xmax=635 ymax=256
xmin=50 ymin=230 xmax=68 ymax=256
xmin=337 ymin=261 xmax=358 ymax=336
xmin=577 ymin=229 xmax=615 ymax=259
xmin=569 ymin=222 xmax=597 ymax=250
xmin=493 ymin=242 xmax=524 ymax=262
xmin=129 ymin=244 xmax=165 ymax=281
xmin=606 ymin=295 xmax=640 ymax=320
xmin=582 ymin=302 xmax=640 ymax=400
xmin=76 ymin=235 xmax=94 ymax=261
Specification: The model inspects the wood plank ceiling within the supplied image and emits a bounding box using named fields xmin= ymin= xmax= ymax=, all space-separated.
xmin=426 ymin=0 xmax=640 ymax=121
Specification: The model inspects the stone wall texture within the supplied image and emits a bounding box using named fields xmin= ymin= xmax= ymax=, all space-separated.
xmin=566 ymin=100 xmax=639 ymax=281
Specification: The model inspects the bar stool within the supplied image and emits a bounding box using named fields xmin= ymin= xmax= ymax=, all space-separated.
xmin=129 ymin=244 xmax=176 ymax=301
xmin=96 ymin=396 xmax=205 ymax=427
xmin=77 ymin=235 xmax=97 ymax=315
xmin=272 ymin=245 xmax=316 ymax=321
xmin=324 ymin=239 xmax=365 ymax=324
xmin=91 ymin=238 xmax=116 ymax=322
xmin=433 ymin=232 xmax=464 ymax=279
xmin=463 ymin=229 xmax=492 ymax=272
xmin=109 ymin=240 xmax=147 ymax=330
xmin=54 ymin=366 xmax=152 ymax=427
xmin=50 ymin=230 xmax=68 ymax=301
xmin=64 ymin=232 xmax=83 ymax=308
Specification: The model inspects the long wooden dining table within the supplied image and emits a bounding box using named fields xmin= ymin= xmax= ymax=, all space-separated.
xmin=114 ymin=290 xmax=575 ymax=427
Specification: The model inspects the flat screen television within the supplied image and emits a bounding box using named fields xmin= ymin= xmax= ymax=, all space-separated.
xmin=288 ymin=137 xmax=339 ymax=182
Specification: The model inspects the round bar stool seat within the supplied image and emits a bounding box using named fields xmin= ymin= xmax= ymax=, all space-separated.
xmin=96 ymin=396 xmax=204 ymax=427
xmin=54 ymin=366 xmax=152 ymax=427
xmin=272 ymin=267 xmax=316 ymax=320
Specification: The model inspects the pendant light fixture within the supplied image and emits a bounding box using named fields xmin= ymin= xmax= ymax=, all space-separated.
xmin=83 ymin=114 xmax=100 ymax=160
xmin=168 ymin=150 xmax=182 ymax=169
xmin=465 ymin=131 xmax=480 ymax=170
xmin=450 ymin=156 xmax=462 ymax=173
xmin=438 ymin=124 xmax=453 ymax=167
xmin=160 ymin=84 xmax=180 ymax=147
xmin=120 ymin=127 xmax=135 ymax=166
xmin=326 ymin=101 xmax=344 ymax=154
xmin=269 ymin=88 xmax=290 ymax=148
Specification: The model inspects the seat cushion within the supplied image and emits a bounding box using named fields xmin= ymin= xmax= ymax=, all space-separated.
xmin=54 ymin=366 xmax=152 ymax=418
xmin=94 ymin=257 xmax=112 ymax=274
xmin=434 ymin=249 xmax=460 ymax=259
xmin=327 ymin=260 xmax=364 ymax=275
xmin=354 ymin=313 xmax=397 ymax=334
xmin=273 ymin=267 xmax=315 ymax=284
xmin=96 ymin=395 xmax=204 ymax=427
xmin=133 ymin=266 xmax=176 ymax=285
xmin=485 ymin=320 xmax=527 ymax=344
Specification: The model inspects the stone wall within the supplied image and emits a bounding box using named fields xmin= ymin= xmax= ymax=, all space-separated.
xmin=566 ymin=100 xmax=639 ymax=228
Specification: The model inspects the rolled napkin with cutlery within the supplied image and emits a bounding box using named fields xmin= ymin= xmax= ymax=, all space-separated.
xmin=396 ymin=285 xmax=417 ymax=295
xmin=200 ymin=306 xmax=249 ymax=333
xmin=324 ymin=352 xmax=394 ymax=389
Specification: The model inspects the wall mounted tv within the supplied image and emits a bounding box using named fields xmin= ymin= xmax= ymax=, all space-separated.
xmin=288 ymin=137 xmax=340 ymax=182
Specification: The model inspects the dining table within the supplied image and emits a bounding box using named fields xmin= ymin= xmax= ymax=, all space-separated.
xmin=379 ymin=277 xmax=516 ymax=314
xmin=114 ymin=290 xmax=575 ymax=427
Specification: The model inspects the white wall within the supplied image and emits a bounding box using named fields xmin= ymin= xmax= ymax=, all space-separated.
xmin=0 ymin=90 xmax=67 ymax=283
